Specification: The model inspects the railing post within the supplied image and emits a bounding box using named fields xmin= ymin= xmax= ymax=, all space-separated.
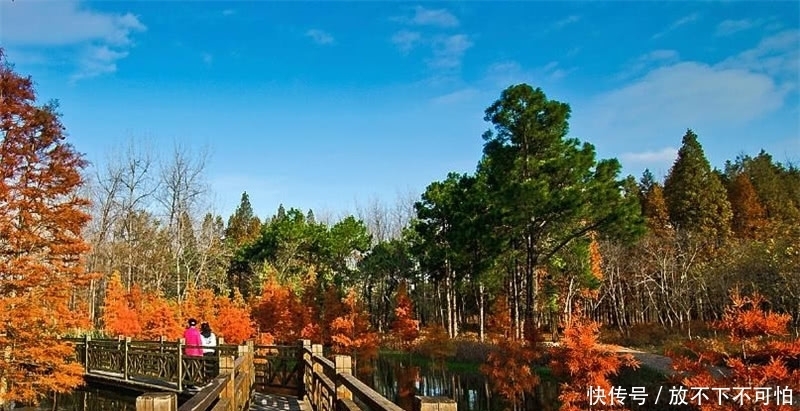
xmin=177 ymin=338 xmax=184 ymax=392
xmin=219 ymin=356 xmax=235 ymax=411
xmin=335 ymin=355 xmax=353 ymax=400
xmin=159 ymin=335 xmax=166 ymax=354
xmin=124 ymin=336 xmax=131 ymax=380
xmin=311 ymin=344 xmax=323 ymax=409
xmin=298 ymin=339 xmax=310 ymax=400
xmin=83 ymin=334 xmax=91 ymax=373
xmin=136 ymin=392 xmax=177 ymax=411
xmin=414 ymin=396 xmax=457 ymax=411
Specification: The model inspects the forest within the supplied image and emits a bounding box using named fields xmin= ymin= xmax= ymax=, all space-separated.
xmin=1 ymin=49 xmax=799 ymax=410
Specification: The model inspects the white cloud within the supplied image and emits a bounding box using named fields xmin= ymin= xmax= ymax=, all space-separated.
xmin=394 ymin=6 xmax=459 ymax=28
xmin=587 ymin=62 xmax=784 ymax=137
xmin=305 ymin=29 xmax=335 ymax=45
xmin=70 ymin=45 xmax=129 ymax=82
xmin=431 ymin=88 xmax=480 ymax=105
xmin=552 ymin=15 xmax=580 ymax=30
xmin=391 ymin=30 xmax=422 ymax=54
xmin=222 ymin=9 xmax=236 ymax=16
xmin=620 ymin=147 xmax=679 ymax=164
xmin=715 ymin=19 xmax=759 ymax=36
xmin=427 ymin=35 xmax=472 ymax=69
xmin=202 ymin=53 xmax=213 ymax=65
xmin=618 ymin=49 xmax=681 ymax=80
xmin=716 ymin=29 xmax=799 ymax=83
xmin=0 ymin=0 xmax=145 ymax=80
xmin=652 ymin=13 xmax=699 ymax=39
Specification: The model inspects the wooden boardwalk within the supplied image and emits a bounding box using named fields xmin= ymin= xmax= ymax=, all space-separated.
xmin=249 ymin=393 xmax=308 ymax=411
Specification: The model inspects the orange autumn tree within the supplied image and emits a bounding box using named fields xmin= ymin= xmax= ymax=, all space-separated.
xmin=550 ymin=307 xmax=638 ymax=411
xmin=101 ymin=271 xmax=142 ymax=337
xmin=295 ymin=268 xmax=321 ymax=341
xmin=669 ymin=290 xmax=800 ymax=411
xmin=252 ymin=275 xmax=299 ymax=343
xmin=330 ymin=289 xmax=379 ymax=370
xmin=139 ymin=293 xmax=182 ymax=340
xmin=215 ymin=289 xmax=254 ymax=344
xmin=481 ymin=294 xmax=540 ymax=408
xmin=391 ymin=280 xmax=419 ymax=350
xmin=0 ymin=50 xmax=94 ymax=405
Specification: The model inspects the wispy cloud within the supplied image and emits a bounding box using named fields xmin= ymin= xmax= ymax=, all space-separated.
xmin=428 ymin=34 xmax=473 ymax=69
xmin=552 ymin=15 xmax=580 ymax=30
xmin=0 ymin=0 xmax=146 ymax=81
xmin=715 ymin=19 xmax=759 ymax=36
xmin=431 ymin=88 xmax=480 ymax=105
xmin=391 ymin=30 xmax=422 ymax=54
xmin=306 ymin=29 xmax=335 ymax=45
xmin=393 ymin=6 xmax=459 ymax=28
xmin=202 ymin=52 xmax=213 ymax=66
xmin=716 ymin=29 xmax=799 ymax=84
xmin=621 ymin=147 xmax=679 ymax=164
xmin=71 ymin=45 xmax=129 ymax=82
xmin=222 ymin=9 xmax=235 ymax=16
xmin=618 ymin=49 xmax=681 ymax=80
xmin=652 ymin=13 xmax=699 ymax=39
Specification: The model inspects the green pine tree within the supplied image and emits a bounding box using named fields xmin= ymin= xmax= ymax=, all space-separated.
xmin=663 ymin=129 xmax=732 ymax=240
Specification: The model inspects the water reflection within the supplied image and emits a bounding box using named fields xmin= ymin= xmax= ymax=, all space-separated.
xmin=17 ymin=387 xmax=137 ymax=411
xmin=361 ymin=355 xmax=559 ymax=411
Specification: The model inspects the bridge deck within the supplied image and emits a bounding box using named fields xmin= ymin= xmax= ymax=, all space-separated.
xmin=249 ymin=393 xmax=309 ymax=411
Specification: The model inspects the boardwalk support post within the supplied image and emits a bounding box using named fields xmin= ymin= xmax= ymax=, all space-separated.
xmin=83 ymin=334 xmax=90 ymax=372
xmin=177 ymin=338 xmax=184 ymax=391
xmin=334 ymin=355 xmax=353 ymax=400
xmin=124 ymin=336 xmax=131 ymax=380
xmin=413 ymin=396 xmax=457 ymax=411
xmin=311 ymin=344 xmax=323 ymax=408
xmin=299 ymin=339 xmax=311 ymax=400
xmin=136 ymin=392 xmax=177 ymax=411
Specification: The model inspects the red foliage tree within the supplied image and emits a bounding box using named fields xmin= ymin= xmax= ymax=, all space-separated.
xmin=321 ymin=285 xmax=345 ymax=345
xmin=215 ymin=289 xmax=254 ymax=344
xmin=139 ymin=293 xmax=182 ymax=340
xmin=391 ymin=281 xmax=419 ymax=350
xmin=481 ymin=294 xmax=540 ymax=408
xmin=669 ymin=291 xmax=800 ymax=411
xmin=102 ymin=271 xmax=142 ymax=337
xmin=0 ymin=50 xmax=94 ymax=405
xmin=251 ymin=276 xmax=298 ymax=343
xmin=550 ymin=308 xmax=638 ymax=411
xmin=330 ymin=289 xmax=379 ymax=369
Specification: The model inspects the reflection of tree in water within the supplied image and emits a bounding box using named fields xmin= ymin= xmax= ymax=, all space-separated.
xmin=35 ymin=387 xmax=137 ymax=411
xmin=366 ymin=355 xmax=560 ymax=411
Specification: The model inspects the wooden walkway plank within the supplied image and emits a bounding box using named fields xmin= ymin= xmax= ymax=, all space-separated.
xmin=249 ymin=393 xmax=306 ymax=411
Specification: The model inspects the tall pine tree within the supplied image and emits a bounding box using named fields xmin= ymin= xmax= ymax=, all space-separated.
xmin=663 ymin=129 xmax=732 ymax=241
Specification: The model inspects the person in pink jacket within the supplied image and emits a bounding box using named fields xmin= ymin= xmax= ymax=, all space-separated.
xmin=183 ymin=318 xmax=204 ymax=357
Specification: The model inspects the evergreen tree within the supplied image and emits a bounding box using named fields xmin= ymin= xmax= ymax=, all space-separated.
xmin=225 ymin=192 xmax=261 ymax=247
xmin=663 ymin=129 xmax=732 ymax=240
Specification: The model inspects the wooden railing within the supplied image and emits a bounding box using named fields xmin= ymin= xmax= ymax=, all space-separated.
xmin=299 ymin=340 xmax=405 ymax=411
xmin=175 ymin=341 xmax=255 ymax=411
xmin=67 ymin=335 xmax=240 ymax=392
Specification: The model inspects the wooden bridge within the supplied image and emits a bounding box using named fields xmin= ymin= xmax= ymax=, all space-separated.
xmin=67 ymin=336 xmax=455 ymax=411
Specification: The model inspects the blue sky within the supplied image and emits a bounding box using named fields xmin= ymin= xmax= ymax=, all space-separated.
xmin=1 ymin=1 xmax=798 ymax=220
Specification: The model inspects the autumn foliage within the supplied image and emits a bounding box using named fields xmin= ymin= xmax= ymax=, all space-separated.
xmin=330 ymin=289 xmax=379 ymax=368
xmin=550 ymin=308 xmax=638 ymax=411
xmin=101 ymin=274 xmax=254 ymax=344
xmin=481 ymin=295 xmax=540 ymax=407
xmin=668 ymin=290 xmax=800 ymax=411
xmin=0 ymin=51 xmax=99 ymax=405
xmin=391 ymin=281 xmax=419 ymax=350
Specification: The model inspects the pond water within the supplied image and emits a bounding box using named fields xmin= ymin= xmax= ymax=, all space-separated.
xmin=360 ymin=355 xmax=560 ymax=411
xmin=14 ymin=384 xmax=138 ymax=411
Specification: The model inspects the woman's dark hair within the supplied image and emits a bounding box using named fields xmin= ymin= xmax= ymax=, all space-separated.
xmin=201 ymin=322 xmax=212 ymax=338
xmin=188 ymin=318 xmax=197 ymax=327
